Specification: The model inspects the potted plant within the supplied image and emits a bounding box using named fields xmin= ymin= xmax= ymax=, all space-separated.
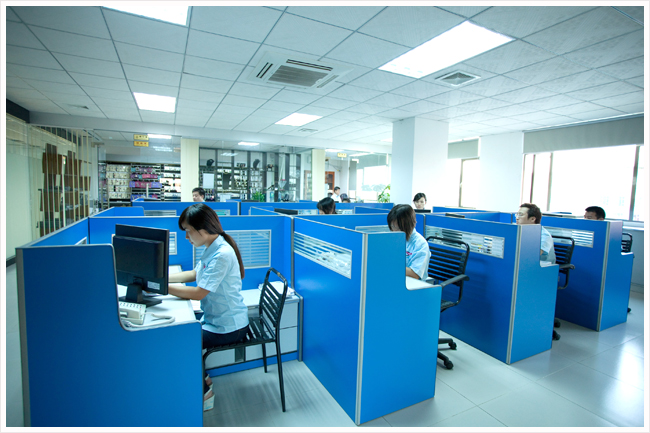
xmin=251 ymin=190 xmax=265 ymax=202
xmin=377 ymin=184 xmax=390 ymax=203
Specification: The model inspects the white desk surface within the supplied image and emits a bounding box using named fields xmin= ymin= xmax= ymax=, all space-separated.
xmin=407 ymin=277 xmax=437 ymax=291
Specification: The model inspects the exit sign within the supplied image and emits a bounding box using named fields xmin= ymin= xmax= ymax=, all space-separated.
xmin=337 ymin=152 xmax=347 ymax=158
xmin=134 ymin=134 xmax=148 ymax=140
xmin=134 ymin=141 xmax=149 ymax=147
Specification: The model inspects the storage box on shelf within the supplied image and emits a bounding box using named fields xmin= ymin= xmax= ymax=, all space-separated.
xmin=161 ymin=164 xmax=181 ymax=201
xmin=130 ymin=164 xmax=161 ymax=201
xmin=106 ymin=164 xmax=131 ymax=206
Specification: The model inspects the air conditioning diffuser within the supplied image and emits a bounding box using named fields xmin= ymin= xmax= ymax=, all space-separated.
xmin=247 ymin=52 xmax=352 ymax=90
xmin=435 ymin=71 xmax=480 ymax=86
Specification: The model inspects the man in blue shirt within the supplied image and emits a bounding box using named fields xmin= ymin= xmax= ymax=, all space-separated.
xmin=516 ymin=203 xmax=556 ymax=263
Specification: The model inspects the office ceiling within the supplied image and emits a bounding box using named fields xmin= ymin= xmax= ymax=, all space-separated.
xmin=5 ymin=5 xmax=645 ymax=156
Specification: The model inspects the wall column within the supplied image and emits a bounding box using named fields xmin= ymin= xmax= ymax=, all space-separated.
xmin=476 ymin=132 xmax=524 ymax=212
xmin=391 ymin=117 xmax=449 ymax=205
xmin=311 ymin=149 xmax=326 ymax=201
xmin=180 ymin=138 xmax=199 ymax=202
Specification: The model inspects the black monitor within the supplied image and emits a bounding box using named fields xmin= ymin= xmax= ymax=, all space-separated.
xmin=445 ymin=213 xmax=466 ymax=218
xmin=274 ymin=208 xmax=298 ymax=215
xmin=414 ymin=209 xmax=431 ymax=213
xmin=113 ymin=224 xmax=169 ymax=307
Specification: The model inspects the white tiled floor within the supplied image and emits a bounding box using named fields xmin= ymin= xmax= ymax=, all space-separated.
xmin=5 ymin=263 xmax=646 ymax=428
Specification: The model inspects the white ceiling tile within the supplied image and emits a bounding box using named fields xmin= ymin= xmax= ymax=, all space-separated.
xmin=568 ymin=108 xmax=627 ymax=122
xmin=61 ymin=105 xmax=106 ymax=118
xmin=264 ymin=14 xmax=353 ymax=56
xmin=522 ymin=115 xmax=580 ymax=127
xmin=82 ymin=87 xmax=133 ymax=101
xmin=91 ymin=98 xmax=138 ymax=110
xmin=176 ymin=99 xmax=218 ymax=112
xmin=471 ymin=6 xmax=594 ymax=38
xmin=52 ymin=53 xmax=125 ymax=79
xmin=348 ymin=70 xmax=415 ymax=93
xmin=175 ymin=106 xmax=213 ymax=117
xmin=436 ymin=6 xmax=490 ymax=18
xmin=524 ymin=7 xmax=642 ymax=55
xmin=39 ymin=92 xmax=95 ymax=106
xmin=625 ymin=76 xmax=644 ymax=88
xmin=123 ymin=64 xmax=181 ymax=87
xmin=114 ymin=43 xmax=184 ymax=72
xmin=452 ymin=111 xmax=500 ymax=123
xmin=129 ymin=81 xmax=178 ymax=97
xmin=346 ymin=103 xmax=390 ymax=115
xmin=326 ymin=85 xmax=384 ymax=103
xmin=492 ymin=86 xmax=558 ymax=104
xmin=235 ymin=121 xmax=269 ymax=133
xmin=214 ymin=104 xmax=257 ymax=116
xmin=608 ymin=102 xmax=643 ymax=114
xmin=427 ymin=90 xmax=483 ymax=107
xmin=322 ymin=60 xmax=373 ymax=85
xmin=327 ymin=111 xmax=369 ymax=122
xmin=140 ymin=111 xmax=176 ymax=124
xmin=177 ymin=88 xmax=225 ymax=104
xmin=183 ymin=56 xmax=246 ymax=81
xmin=455 ymin=97 xmax=513 ymax=112
xmin=464 ymin=41 xmax=555 ymax=75
xmin=103 ymin=9 xmax=189 ymax=53
xmin=6 ymin=7 xmax=20 ymax=21
xmin=205 ymin=118 xmax=239 ymax=130
xmin=565 ymin=81 xmax=642 ymax=102
xmin=615 ymin=6 xmax=643 ymax=24
xmin=508 ymin=111 xmax=560 ymax=122
xmin=596 ymin=57 xmax=643 ymax=81
xmin=226 ymin=82 xmax=278 ymax=99
xmin=69 ymin=73 xmax=130 ymax=92
xmin=504 ymin=121 xmax=545 ymax=131
xmin=359 ymin=6 xmax=464 ymax=47
xmin=477 ymin=117 xmax=520 ymax=127
xmin=355 ymin=115 xmax=393 ymax=125
xmin=180 ymin=74 xmax=234 ymax=94
xmin=375 ymin=108 xmax=414 ymax=121
xmin=535 ymin=70 xmax=616 ymax=94
xmin=6 ymin=45 xmax=62 ymax=69
xmin=309 ymin=96 xmax=358 ymax=110
xmin=308 ymin=118 xmax=350 ymax=129
xmin=102 ymin=109 xmax=141 ymax=121
xmin=460 ymin=75 xmax=528 ymax=98
xmin=365 ymin=93 xmax=418 ymax=108
xmin=271 ymin=90 xmax=321 ymax=105
xmin=250 ymin=109 xmax=291 ymax=121
xmin=425 ymin=106 xmax=476 ymax=119
xmin=29 ymin=26 xmax=119 ymax=61
xmin=396 ymin=99 xmax=446 ymax=115
xmin=7 ymin=88 xmax=47 ymax=100
xmin=325 ymin=33 xmax=409 ymax=69
xmin=590 ymin=91 xmax=644 ymax=108
xmin=504 ymin=57 xmax=589 ymax=85
xmin=6 ymin=76 xmax=34 ymax=89
xmin=175 ymin=115 xmax=210 ymax=127
xmin=545 ymin=102 xmax=606 ymax=116
xmin=190 ymin=6 xmax=282 ymax=43
xmin=186 ymin=30 xmax=259 ymax=65
xmin=6 ymin=22 xmax=46 ymax=49
xmin=260 ymin=124 xmax=299 ymax=135
xmin=563 ymin=30 xmax=643 ymax=69
xmin=260 ymin=101 xmax=304 ymax=113
xmin=23 ymin=80 xmax=85 ymax=95
xmin=12 ymin=98 xmax=69 ymax=113
xmin=519 ymin=95 xmax=584 ymax=110
xmin=390 ymin=80 xmax=450 ymax=99
xmin=13 ymin=6 xmax=110 ymax=38
xmin=6 ymin=64 xmax=74 ymax=84
xmin=287 ymin=6 xmax=384 ymax=30
xmin=221 ymin=94 xmax=267 ymax=109
xmin=483 ymin=104 xmax=541 ymax=118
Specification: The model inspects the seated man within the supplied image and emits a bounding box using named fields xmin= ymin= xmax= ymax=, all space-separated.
xmin=584 ymin=206 xmax=605 ymax=220
xmin=516 ymin=203 xmax=556 ymax=263
xmin=192 ymin=187 xmax=205 ymax=202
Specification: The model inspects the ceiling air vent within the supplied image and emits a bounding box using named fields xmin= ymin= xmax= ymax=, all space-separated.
xmin=435 ymin=71 xmax=480 ymax=87
xmin=247 ymin=52 xmax=352 ymax=91
xmin=298 ymin=128 xmax=318 ymax=133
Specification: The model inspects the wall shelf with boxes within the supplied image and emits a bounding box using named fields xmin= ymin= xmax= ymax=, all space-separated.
xmin=103 ymin=162 xmax=181 ymax=205
xmin=160 ymin=164 xmax=181 ymax=201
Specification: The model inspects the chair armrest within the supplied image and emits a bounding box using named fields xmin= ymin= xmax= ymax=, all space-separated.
xmin=558 ymin=264 xmax=575 ymax=270
xmin=439 ymin=274 xmax=469 ymax=288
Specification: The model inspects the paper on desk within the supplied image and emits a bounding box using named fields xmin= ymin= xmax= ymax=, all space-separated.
xmin=191 ymin=300 xmax=202 ymax=312
xmin=258 ymin=281 xmax=295 ymax=296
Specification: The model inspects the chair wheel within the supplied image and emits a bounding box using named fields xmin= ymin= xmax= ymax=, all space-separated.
xmin=554 ymin=319 xmax=561 ymax=328
xmin=628 ymin=308 xmax=631 ymax=313
xmin=449 ymin=342 xmax=457 ymax=350
xmin=444 ymin=360 xmax=453 ymax=369
xmin=552 ymin=330 xmax=561 ymax=341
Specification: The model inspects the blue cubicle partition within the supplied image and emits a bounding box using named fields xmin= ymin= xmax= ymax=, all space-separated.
xmin=354 ymin=206 xmax=389 ymax=214
xmin=240 ymin=201 xmax=392 ymax=215
xmin=129 ymin=200 xmax=240 ymax=216
xmin=432 ymin=206 xmax=491 ymax=213
xmin=16 ymin=219 xmax=203 ymax=427
xmin=293 ymin=217 xmax=441 ymax=425
xmin=424 ymin=214 xmax=559 ymax=364
xmin=539 ymin=216 xmax=633 ymax=331
xmin=297 ymin=212 xmax=426 ymax=237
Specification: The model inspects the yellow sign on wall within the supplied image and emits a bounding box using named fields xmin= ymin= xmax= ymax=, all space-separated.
xmin=134 ymin=141 xmax=149 ymax=147
xmin=337 ymin=152 xmax=347 ymax=158
xmin=134 ymin=134 xmax=148 ymax=140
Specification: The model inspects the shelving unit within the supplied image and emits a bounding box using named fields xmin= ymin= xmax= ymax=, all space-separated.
xmin=161 ymin=164 xmax=181 ymax=201
xmin=98 ymin=163 xmax=108 ymax=210
xmin=106 ymin=164 xmax=131 ymax=207
xmin=130 ymin=163 xmax=161 ymax=200
xmin=103 ymin=162 xmax=181 ymax=205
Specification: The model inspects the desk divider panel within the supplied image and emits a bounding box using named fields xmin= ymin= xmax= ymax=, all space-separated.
xmin=134 ymin=201 xmax=239 ymax=216
xmin=16 ymin=244 xmax=203 ymax=427
xmin=31 ymin=217 xmax=89 ymax=247
xmin=540 ymin=217 xmax=633 ymax=331
xmin=353 ymin=206 xmax=389 ymax=214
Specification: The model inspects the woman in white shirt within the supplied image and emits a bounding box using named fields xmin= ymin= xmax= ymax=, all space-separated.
xmin=168 ymin=203 xmax=249 ymax=411
xmin=388 ymin=204 xmax=431 ymax=280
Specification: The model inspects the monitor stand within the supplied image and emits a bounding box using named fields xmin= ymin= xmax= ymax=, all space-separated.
xmin=120 ymin=283 xmax=162 ymax=307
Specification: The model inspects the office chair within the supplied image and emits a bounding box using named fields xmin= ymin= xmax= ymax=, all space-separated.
xmin=551 ymin=235 xmax=576 ymax=341
xmin=622 ymin=233 xmax=633 ymax=313
xmin=426 ymin=236 xmax=470 ymax=370
xmin=203 ymin=268 xmax=289 ymax=411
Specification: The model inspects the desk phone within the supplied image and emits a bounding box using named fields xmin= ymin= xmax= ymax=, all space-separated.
xmin=119 ymin=301 xmax=146 ymax=325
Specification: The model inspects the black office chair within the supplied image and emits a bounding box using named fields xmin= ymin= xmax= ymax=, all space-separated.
xmin=551 ymin=235 xmax=576 ymax=341
xmin=622 ymin=233 xmax=633 ymax=313
xmin=426 ymin=236 xmax=470 ymax=370
xmin=203 ymin=268 xmax=289 ymax=411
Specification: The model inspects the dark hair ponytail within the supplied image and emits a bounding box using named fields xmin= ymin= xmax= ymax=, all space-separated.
xmin=179 ymin=203 xmax=245 ymax=278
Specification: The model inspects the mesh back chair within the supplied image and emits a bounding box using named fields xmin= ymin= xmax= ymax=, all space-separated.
xmin=203 ymin=268 xmax=289 ymax=411
xmin=622 ymin=233 xmax=633 ymax=312
xmin=551 ymin=235 xmax=576 ymax=341
xmin=426 ymin=236 xmax=470 ymax=370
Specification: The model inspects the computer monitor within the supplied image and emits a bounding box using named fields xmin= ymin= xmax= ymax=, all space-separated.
xmin=414 ymin=209 xmax=431 ymax=213
xmin=274 ymin=208 xmax=299 ymax=215
xmin=445 ymin=213 xmax=466 ymax=218
xmin=113 ymin=224 xmax=169 ymax=307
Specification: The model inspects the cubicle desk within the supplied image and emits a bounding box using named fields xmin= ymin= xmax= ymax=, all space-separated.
xmin=541 ymin=217 xmax=634 ymax=331
xmin=424 ymin=214 xmax=560 ymax=365
xmin=293 ymin=217 xmax=441 ymax=425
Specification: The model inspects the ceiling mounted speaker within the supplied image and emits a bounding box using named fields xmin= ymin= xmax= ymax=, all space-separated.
xmin=246 ymin=51 xmax=352 ymax=91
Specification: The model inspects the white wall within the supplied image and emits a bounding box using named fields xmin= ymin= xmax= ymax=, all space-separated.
xmin=476 ymin=132 xmax=524 ymax=212
xmin=6 ymin=152 xmax=33 ymax=258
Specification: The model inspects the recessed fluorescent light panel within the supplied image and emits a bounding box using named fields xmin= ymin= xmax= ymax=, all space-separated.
xmin=133 ymin=93 xmax=176 ymax=113
xmin=275 ymin=113 xmax=322 ymax=127
xmin=350 ymin=153 xmax=372 ymax=157
xmin=379 ymin=21 xmax=513 ymax=79
xmin=148 ymin=134 xmax=172 ymax=139
xmin=221 ymin=152 xmax=238 ymax=156
xmin=238 ymin=142 xmax=260 ymax=146
xmin=104 ymin=5 xmax=189 ymax=26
